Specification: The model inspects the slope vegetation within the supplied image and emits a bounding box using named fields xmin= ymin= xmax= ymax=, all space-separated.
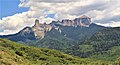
xmin=66 ymin=27 xmax=120 ymax=62
xmin=0 ymin=38 xmax=119 ymax=65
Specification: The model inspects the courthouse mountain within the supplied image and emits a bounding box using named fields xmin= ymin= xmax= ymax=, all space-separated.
xmin=0 ymin=15 xmax=105 ymax=51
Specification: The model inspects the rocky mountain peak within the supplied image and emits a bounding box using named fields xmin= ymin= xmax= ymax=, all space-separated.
xmin=79 ymin=15 xmax=92 ymax=26
xmin=32 ymin=19 xmax=52 ymax=39
xmin=58 ymin=15 xmax=92 ymax=27
xmin=34 ymin=19 xmax=40 ymax=27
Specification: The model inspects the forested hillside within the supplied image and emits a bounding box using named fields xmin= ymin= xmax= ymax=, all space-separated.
xmin=66 ymin=27 xmax=120 ymax=61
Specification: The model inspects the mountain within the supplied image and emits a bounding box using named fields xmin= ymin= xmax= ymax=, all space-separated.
xmin=33 ymin=23 xmax=104 ymax=51
xmin=0 ymin=38 xmax=119 ymax=65
xmin=0 ymin=15 xmax=93 ymax=39
xmin=0 ymin=15 xmax=105 ymax=51
xmin=0 ymin=27 xmax=36 ymax=43
xmin=0 ymin=15 xmax=120 ymax=64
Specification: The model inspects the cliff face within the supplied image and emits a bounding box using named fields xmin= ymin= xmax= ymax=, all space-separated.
xmin=31 ymin=15 xmax=92 ymax=39
xmin=32 ymin=19 xmax=52 ymax=39
xmin=59 ymin=15 xmax=92 ymax=27
xmin=74 ymin=15 xmax=92 ymax=27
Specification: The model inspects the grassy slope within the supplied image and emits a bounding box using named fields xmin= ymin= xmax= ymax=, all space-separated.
xmin=0 ymin=38 xmax=118 ymax=65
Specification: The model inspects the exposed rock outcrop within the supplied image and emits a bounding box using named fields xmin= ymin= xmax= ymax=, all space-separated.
xmin=55 ymin=15 xmax=92 ymax=27
xmin=31 ymin=15 xmax=92 ymax=39
xmin=32 ymin=19 xmax=52 ymax=39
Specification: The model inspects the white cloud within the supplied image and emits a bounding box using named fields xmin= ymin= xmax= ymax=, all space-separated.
xmin=0 ymin=11 xmax=34 ymax=35
xmin=0 ymin=0 xmax=120 ymax=35
xmin=96 ymin=21 xmax=120 ymax=27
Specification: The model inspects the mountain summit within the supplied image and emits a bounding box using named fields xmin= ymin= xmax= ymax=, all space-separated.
xmin=31 ymin=15 xmax=92 ymax=38
xmin=54 ymin=15 xmax=92 ymax=27
xmin=0 ymin=15 xmax=104 ymax=50
xmin=27 ymin=15 xmax=92 ymax=39
xmin=32 ymin=19 xmax=52 ymax=39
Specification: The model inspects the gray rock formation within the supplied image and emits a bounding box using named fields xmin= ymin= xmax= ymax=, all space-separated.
xmin=26 ymin=15 xmax=91 ymax=39
xmin=57 ymin=15 xmax=92 ymax=27
xmin=32 ymin=19 xmax=52 ymax=39
xmin=79 ymin=15 xmax=92 ymax=27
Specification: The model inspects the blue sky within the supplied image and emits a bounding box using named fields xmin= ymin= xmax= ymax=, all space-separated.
xmin=0 ymin=0 xmax=29 ymax=19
